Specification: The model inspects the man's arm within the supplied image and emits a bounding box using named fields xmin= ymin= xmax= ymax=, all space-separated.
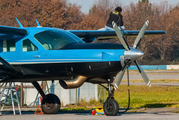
xmin=120 ymin=15 xmax=124 ymax=26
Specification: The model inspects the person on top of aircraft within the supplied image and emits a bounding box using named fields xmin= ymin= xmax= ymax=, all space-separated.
xmin=105 ymin=6 xmax=125 ymax=30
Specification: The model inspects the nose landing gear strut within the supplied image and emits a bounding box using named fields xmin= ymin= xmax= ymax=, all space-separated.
xmin=101 ymin=68 xmax=131 ymax=116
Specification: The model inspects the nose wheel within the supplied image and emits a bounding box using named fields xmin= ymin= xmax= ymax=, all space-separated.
xmin=103 ymin=98 xmax=119 ymax=116
xmin=100 ymin=79 xmax=119 ymax=116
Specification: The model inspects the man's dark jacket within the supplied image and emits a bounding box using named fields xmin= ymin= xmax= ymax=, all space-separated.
xmin=106 ymin=12 xmax=123 ymax=28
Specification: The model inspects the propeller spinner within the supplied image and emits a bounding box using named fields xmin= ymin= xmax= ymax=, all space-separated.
xmin=112 ymin=20 xmax=151 ymax=90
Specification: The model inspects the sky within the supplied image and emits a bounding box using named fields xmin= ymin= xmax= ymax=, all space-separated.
xmin=67 ymin=0 xmax=179 ymax=13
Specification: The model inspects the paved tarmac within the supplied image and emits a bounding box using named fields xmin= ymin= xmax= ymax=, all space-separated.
xmin=123 ymin=74 xmax=179 ymax=80
xmin=123 ymin=70 xmax=179 ymax=80
xmin=1 ymin=108 xmax=179 ymax=120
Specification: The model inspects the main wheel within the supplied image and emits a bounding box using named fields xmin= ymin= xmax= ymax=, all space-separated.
xmin=41 ymin=94 xmax=61 ymax=114
xmin=103 ymin=99 xmax=119 ymax=116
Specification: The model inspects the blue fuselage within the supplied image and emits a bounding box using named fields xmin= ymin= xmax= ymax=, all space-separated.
xmin=0 ymin=27 xmax=125 ymax=83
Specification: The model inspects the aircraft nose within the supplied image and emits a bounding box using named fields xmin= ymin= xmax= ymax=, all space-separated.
xmin=124 ymin=48 xmax=144 ymax=61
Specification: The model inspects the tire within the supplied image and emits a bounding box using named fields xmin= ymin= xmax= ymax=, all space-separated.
xmin=103 ymin=99 xmax=119 ymax=116
xmin=41 ymin=94 xmax=61 ymax=114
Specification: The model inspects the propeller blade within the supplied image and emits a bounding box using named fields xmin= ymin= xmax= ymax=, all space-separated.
xmin=113 ymin=60 xmax=131 ymax=90
xmin=133 ymin=20 xmax=149 ymax=49
xmin=112 ymin=21 xmax=130 ymax=51
xmin=113 ymin=68 xmax=126 ymax=90
xmin=135 ymin=61 xmax=151 ymax=87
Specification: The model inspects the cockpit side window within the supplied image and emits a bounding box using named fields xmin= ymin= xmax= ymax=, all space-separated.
xmin=2 ymin=40 xmax=16 ymax=52
xmin=34 ymin=30 xmax=84 ymax=50
xmin=22 ymin=39 xmax=38 ymax=52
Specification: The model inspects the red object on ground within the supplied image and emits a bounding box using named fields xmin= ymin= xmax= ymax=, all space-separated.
xmin=34 ymin=105 xmax=44 ymax=115
xmin=91 ymin=110 xmax=96 ymax=115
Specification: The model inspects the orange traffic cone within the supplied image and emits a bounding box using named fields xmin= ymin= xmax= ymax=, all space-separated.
xmin=34 ymin=105 xmax=44 ymax=115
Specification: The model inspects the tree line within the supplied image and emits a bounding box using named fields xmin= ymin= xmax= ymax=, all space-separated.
xmin=0 ymin=0 xmax=179 ymax=65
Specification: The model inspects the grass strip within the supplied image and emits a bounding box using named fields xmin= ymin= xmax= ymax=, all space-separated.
xmin=62 ymin=85 xmax=179 ymax=110
xmin=115 ymin=85 xmax=179 ymax=108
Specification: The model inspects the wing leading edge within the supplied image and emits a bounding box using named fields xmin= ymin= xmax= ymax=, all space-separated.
xmin=69 ymin=30 xmax=166 ymax=43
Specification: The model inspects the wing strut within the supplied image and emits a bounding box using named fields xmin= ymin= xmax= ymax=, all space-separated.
xmin=0 ymin=57 xmax=23 ymax=77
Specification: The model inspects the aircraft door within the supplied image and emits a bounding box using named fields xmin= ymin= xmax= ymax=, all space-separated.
xmin=20 ymin=39 xmax=48 ymax=77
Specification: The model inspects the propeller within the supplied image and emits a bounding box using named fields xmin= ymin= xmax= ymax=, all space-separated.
xmin=112 ymin=21 xmax=130 ymax=51
xmin=134 ymin=61 xmax=151 ymax=87
xmin=112 ymin=20 xmax=151 ymax=90
xmin=113 ymin=60 xmax=131 ymax=90
xmin=133 ymin=20 xmax=149 ymax=49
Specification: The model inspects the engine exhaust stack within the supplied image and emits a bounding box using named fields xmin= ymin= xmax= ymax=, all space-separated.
xmin=59 ymin=76 xmax=87 ymax=89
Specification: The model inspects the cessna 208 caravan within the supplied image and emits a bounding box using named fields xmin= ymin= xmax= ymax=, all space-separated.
xmin=0 ymin=18 xmax=165 ymax=116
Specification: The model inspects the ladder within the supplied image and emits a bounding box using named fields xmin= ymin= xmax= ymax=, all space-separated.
xmin=0 ymin=82 xmax=21 ymax=115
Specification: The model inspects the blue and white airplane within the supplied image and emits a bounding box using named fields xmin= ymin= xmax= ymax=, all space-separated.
xmin=0 ymin=18 xmax=165 ymax=116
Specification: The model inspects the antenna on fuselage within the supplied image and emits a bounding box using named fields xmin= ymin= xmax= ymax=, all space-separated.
xmin=15 ymin=17 xmax=23 ymax=28
xmin=35 ymin=19 xmax=41 ymax=27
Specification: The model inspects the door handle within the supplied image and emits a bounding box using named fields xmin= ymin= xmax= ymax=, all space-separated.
xmin=34 ymin=55 xmax=40 ymax=58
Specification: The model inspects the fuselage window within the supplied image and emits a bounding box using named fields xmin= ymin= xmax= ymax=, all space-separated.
xmin=2 ymin=40 xmax=16 ymax=52
xmin=22 ymin=39 xmax=38 ymax=52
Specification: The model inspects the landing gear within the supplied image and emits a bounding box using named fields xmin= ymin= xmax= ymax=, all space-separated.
xmin=101 ymin=79 xmax=119 ymax=116
xmin=103 ymin=98 xmax=119 ymax=116
xmin=31 ymin=81 xmax=61 ymax=114
xmin=41 ymin=94 xmax=61 ymax=114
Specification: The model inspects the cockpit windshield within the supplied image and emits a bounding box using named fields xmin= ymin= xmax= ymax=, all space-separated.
xmin=34 ymin=29 xmax=84 ymax=50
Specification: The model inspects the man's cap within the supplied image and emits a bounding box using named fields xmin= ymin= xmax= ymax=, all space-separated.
xmin=115 ymin=7 xmax=122 ymax=12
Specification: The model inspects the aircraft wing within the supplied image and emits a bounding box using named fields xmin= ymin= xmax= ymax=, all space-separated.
xmin=69 ymin=30 xmax=166 ymax=43
xmin=0 ymin=25 xmax=27 ymax=36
